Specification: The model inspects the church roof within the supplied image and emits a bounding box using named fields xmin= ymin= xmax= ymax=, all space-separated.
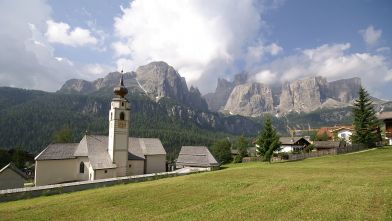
xmin=0 ymin=162 xmax=28 ymax=180
xmin=176 ymin=146 xmax=219 ymax=167
xmin=35 ymin=143 xmax=78 ymax=160
xmin=35 ymin=135 xmax=166 ymax=169
xmin=131 ymin=138 xmax=166 ymax=155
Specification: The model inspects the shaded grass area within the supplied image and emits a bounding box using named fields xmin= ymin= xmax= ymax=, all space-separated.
xmin=1 ymin=148 xmax=392 ymax=220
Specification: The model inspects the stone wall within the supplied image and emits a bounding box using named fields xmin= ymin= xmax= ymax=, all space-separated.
xmin=0 ymin=170 xmax=195 ymax=203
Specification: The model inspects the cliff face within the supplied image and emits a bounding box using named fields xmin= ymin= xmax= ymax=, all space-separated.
xmin=59 ymin=61 xmax=208 ymax=111
xmin=210 ymin=75 xmax=362 ymax=117
xmin=224 ymin=82 xmax=274 ymax=117
xmin=203 ymin=72 xmax=248 ymax=112
xmin=279 ymin=76 xmax=328 ymax=113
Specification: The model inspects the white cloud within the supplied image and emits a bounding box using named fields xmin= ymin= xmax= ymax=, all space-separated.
xmin=359 ymin=25 xmax=382 ymax=46
xmin=113 ymin=0 xmax=269 ymax=91
xmin=0 ymin=0 xmax=110 ymax=91
xmin=45 ymin=20 xmax=98 ymax=47
xmin=252 ymin=70 xmax=277 ymax=84
xmin=82 ymin=63 xmax=113 ymax=76
xmin=253 ymin=43 xmax=392 ymax=97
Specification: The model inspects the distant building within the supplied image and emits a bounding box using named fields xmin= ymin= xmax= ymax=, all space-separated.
xmin=378 ymin=112 xmax=392 ymax=145
xmin=314 ymin=141 xmax=345 ymax=151
xmin=330 ymin=127 xmax=354 ymax=143
xmin=0 ymin=163 xmax=27 ymax=190
xmin=34 ymin=75 xmax=166 ymax=186
xmin=278 ymin=137 xmax=310 ymax=153
xmin=176 ymin=146 xmax=220 ymax=170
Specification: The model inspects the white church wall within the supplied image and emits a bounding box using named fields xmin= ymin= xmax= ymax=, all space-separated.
xmin=0 ymin=169 xmax=25 ymax=190
xmin=77 ymin=157 xmax=89 ymax=181
xmin=127 ymin=160 xmax=144 ymax=176
xmin=35 ymin=159 xmax=77 ymax=186
xmin=94 ymin=168 xmax=116 ymax=180
xmin=145 ymin=155 xmax=166 ymax=174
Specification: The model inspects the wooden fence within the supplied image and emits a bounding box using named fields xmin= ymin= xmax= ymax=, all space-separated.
xmin=287 ymin=144 xmax=367 ymax=161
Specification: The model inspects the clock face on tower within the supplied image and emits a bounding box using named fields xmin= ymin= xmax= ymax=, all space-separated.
xmin=118 ymin=120 xmax=126 ymax=129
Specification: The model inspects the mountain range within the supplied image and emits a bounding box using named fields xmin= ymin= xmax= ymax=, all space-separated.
xmin=1 ymin=61 xmax=391 ymax=154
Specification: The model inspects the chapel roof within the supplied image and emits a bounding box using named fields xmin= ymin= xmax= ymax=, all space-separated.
xmin=279 ymin=137 xmax=309 ymax=145
xmin=176 ymin=146 xmax=219 ymax=167
xmin=0 ymin=162 xmax=28 ymax=180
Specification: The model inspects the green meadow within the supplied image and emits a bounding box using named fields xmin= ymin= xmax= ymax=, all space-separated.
xmin=1 ymin=148 xmax=392 ymax=221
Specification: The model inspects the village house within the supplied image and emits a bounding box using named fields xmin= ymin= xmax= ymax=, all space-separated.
xmin=316 ymin=126 xmax=353 ymax=142
xmin=314 ymin=141 xmax=346 ymax=151
xmin=278 ymin=137 xmax=310 ymax=153
xmin=378 ymin=111 xmax=392 ymax=145
xmin=34 ymin=75 xmax=167 ymax=186
xmin=176 ymin=146 xmax=220 ymax=170
xmin=0 ymin=163 xmax=28 ymax=190
xmin=330 ymin=126 xmax=354 ymax=143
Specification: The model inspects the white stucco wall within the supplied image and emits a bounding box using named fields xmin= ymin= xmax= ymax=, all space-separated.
xmin=35 ymin=159 xmax=77 ymax=186
xmin=0 ymin=169 xmax=25 ymax=190
xmin=77 ymin=157 xmax=90 ymax=181
xmin=145 ymin=155 xmax=166 ymax=174
xmin=337 ymin=130 xmax=352 ymax=143
xmin=127 ymin=160 xmax=144 ymax=176
xmin=94 ymin=168 xmax=116 ymax=180
xmin=279 ymin=145 xmax=293 ymax=153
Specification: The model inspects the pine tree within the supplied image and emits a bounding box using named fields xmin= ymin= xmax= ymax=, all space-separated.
xmin=233 ymin=135 xmax=248 ymax=163
xmin=351 ymin=86 xmax=380 ymax=147
xmin=256 ymin=116 xmax=281 ymax=162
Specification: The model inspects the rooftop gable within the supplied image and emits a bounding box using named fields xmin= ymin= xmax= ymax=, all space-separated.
xmin=0 ymin=162 xmax=28 ymax=180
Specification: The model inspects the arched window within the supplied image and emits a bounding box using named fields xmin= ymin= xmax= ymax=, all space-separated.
xmin=120 ymin=112 xmax=125 ymax=120
xmin=79 ymin=162 xmax=85 ymax=174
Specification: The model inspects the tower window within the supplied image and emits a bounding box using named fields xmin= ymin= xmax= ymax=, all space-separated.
xmin=120 ymin=112 xmax=125 ymax=120
xmin=121 ymin=102 xmax=124 ymax=107
xmin=79 ymin=162 xmax=85 ymax=174
xmin=110 ymin=112 xmax=113 ymax=120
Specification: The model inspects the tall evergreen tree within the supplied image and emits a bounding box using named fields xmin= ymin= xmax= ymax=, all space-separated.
xmin=256 ymin=116 xmax=281 ymax=162
xmin=233 ymin=135 xmax=248 ymax=163
xmin=351 ymin=86 xmax=380 ymax=147
xmin=211 ymin=139 xmax=232 ymax=164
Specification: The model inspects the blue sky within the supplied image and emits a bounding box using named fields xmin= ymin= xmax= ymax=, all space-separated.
xmin=0 ymin=0 xmax=391 ymax=98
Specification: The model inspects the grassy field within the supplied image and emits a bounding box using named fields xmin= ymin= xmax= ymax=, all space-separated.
xmin=1 ymin=148 xmax=392 ymax=221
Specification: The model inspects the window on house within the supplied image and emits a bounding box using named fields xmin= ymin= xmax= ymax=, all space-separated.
xmin=104 ymin=170 xmax=108 ymax=173
xmin=129 ymin=164 xmax=132 ymax=168
xmin=79 ymin=162 xmax=85 ymax=174
xmin=120 ymin=112 xmax=125 ymax=120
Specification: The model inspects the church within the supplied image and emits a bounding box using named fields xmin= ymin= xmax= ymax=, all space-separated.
xmin=34 ymin=75 xmax=167 ymax=186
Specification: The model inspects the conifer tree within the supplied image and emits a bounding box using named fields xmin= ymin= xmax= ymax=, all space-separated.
xmin=351 ymin=86 xmax=380 ymax=147
xmin=233 ymin=135 xmax=248 ymax=163
xmin=256 ymin=116 xmax=281 ymax=162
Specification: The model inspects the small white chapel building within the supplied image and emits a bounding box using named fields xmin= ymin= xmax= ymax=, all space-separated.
xmin=34 ymin=75 xmax=166 ymax=186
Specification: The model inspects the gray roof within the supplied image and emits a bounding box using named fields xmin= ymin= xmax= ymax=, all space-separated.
xmin=133 ymin=138 xmax=166 ymax=155
xmin=378 ymin=111 xmax=392 ymax=120
xmin=35 ymin=143 xmax=78 ymax=160
xmin=0 ymin=162 xmax=28 ymax=179
xmin=81 ymin=135 xmax=116 ymax=170
xmin=314 ymin=141 xmax=344 ymax=149
xmin=176 ymin=146 xmax=219 ymax=167
xmin=279 ymin=137 xmax=309 ymax=145
xmin=35 ymin=135 xmax=166 ymax=169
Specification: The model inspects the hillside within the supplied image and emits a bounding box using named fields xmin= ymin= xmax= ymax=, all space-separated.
xmin=0 ymin=87 xmax=258 ymax=155
xmin=1 ymin=148 xmax=392 ymax=220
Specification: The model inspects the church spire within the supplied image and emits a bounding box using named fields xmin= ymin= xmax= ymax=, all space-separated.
xmin=113 ymin=70 xmax=128 ymax=98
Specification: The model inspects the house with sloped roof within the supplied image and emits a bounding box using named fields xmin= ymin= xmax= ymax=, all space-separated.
xmin=314 ymin=141 xmax=346 ymax=151
xmin=34 ymin=75 xmax=166 ymax=186
xmin=0 ymin=162 xmax=28 ymax=190
xmin=278 ymin=137 xmax=310 ymax=153
xmin=377 ymin=111 xmax=392 ymax=145
xmin=176 ymin=146 xmax=220 ymax=170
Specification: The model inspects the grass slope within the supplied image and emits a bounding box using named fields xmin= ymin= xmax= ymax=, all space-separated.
xmin=1 ymin=148 xmax=392 ymax=221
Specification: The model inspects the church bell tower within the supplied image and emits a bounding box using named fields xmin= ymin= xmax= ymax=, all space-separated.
xmin=108 ymin=72 xmax=129 ymax=177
